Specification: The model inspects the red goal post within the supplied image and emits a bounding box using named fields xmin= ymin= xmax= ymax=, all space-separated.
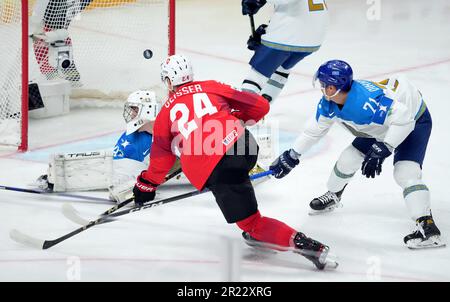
xmin=0 ymin=0 xmax=176 ymax=152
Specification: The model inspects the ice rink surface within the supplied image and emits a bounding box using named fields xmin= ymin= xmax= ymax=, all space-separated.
xmin=1 ymin=0 xmax=450 ymax=281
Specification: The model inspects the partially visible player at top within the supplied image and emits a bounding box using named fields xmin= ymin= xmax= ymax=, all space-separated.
xmin=270 ymin=59 xmax=445 ymax=249
xmin=240 ymin=0 xmax=329 ymax=103
xmin=131 ymin=54 xmax=335 ymax=269
xmin=30 ymin=0 xmax=93 ymax=84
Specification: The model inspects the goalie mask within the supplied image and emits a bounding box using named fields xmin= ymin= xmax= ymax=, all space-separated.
xmin=123 ymin=91 xmax=160 ymax=135
xmin=160 ymin=54 xmax=194 ymax=88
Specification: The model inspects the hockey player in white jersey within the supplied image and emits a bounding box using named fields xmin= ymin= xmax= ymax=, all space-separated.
xmin=241 ymin=0 xmax=329 ymax=103
xmin=36 ymin=90 xmax=172 ymax=203
xmin=269 ymin=59 xmax=444 ymax=249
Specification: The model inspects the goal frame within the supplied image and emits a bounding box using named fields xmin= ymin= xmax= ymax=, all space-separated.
xmin=16 ymin=0 xmax=176 ymax=152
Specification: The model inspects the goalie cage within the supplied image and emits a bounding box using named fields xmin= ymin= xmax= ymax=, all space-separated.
xmin=0 ymin=0 xmax=175 ymax=151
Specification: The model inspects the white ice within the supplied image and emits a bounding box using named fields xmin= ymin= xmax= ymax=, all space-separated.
xmin=1 ymin=0 xmax=450 ymax=281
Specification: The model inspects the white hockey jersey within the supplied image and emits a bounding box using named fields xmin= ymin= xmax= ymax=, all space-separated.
xmin=262 ymin=0 xmax=329 ymax=52
xmin=293 ymin=75 xmax=426 ymax=155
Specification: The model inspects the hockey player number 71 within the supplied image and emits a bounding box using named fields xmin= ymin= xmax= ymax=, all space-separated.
xmin=170 ymin=93 xmax=218 ymax=139
xmin=363 ymin=98 xmax=380 ymax=114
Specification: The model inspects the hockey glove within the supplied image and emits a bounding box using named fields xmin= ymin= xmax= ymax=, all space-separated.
xmin=247 ymin=24 xmax=268 ymax=51
xmin=361 ymin=142 xmax=392 ymax=178
xmin=242 ymin=0 xmax=267 ymax=15
xmin=270 ymin=149 xmax=300 ymax=179
xmin=133 ymin=171 xmax=158 ymax=206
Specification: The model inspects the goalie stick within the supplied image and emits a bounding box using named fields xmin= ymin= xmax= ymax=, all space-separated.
xmin=0 ymin=185 xmax=113 ymax=204
xmin=9 ymin=170 xmax=273 ymax=250
xmin=0 ymin=167 xmax=183 ymax=204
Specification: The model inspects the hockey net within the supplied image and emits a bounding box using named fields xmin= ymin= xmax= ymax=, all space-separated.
xmin=0 ymin=0 xmax=175 ymax=151
xmin=0 ymin=0 xmax=27 ymax=150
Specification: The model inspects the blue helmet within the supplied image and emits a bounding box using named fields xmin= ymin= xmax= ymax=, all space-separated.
xmin=313 ymin=60 xmax=353 ymax=92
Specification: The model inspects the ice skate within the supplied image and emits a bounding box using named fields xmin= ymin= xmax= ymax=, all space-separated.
xmin=242 ymin=232 xmax=337 ymax=270
xmin=309 ymin=189 xmax=343 ymax=215
xmin=292 ymin=232 xmax=334 ymax=270
xmin=404 ymin=216 xmax=446 ymax=249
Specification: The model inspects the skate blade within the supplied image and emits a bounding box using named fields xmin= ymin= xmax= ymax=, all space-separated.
xmin=244 ymin=239 xmax=285 ymax=254
xmin=406 ymin=235 xmax=446 ymax=249
xmin=245 ymin=239 xmax=339 ymax=270
xmin=308 ymin=203 xmax=343 ymax=216
xmin=293 ymin=248 xmax=339 ymax=270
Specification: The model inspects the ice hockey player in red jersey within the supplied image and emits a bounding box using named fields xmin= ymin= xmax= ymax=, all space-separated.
xmin=132 ymin=54 xmax=334 ymax=269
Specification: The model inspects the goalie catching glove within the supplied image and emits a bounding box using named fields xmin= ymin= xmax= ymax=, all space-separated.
xmin=133 ymin=171 xmax=158 ymax=206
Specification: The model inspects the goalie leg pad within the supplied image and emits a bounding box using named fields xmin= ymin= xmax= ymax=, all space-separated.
xmin=108 ymin=179 xmax=135 ymax=203
xmin=48 ymin=150 xmax=113 ymax=192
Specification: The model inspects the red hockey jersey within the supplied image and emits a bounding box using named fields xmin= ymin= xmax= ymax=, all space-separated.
xmin=141 ymin=80 xmax=269 ymax=190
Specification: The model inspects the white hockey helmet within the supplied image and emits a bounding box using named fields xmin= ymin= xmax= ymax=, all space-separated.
xmin=160 ymin=54 xmax=194 ymax=88
xmin=123 ymin=90 xmax=160 ymax=135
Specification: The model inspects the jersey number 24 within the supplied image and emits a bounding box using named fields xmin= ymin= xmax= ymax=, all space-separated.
xmin=170 ymin=93 xmax=218 ymax=139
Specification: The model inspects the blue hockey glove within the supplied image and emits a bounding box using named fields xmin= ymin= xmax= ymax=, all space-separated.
xmin=247 ymin=24 xmax=267 ymax=50
xmin=361 ymin=142 xmax=392 ymax=178
xmin=242 ymin=0 xmax=267 ymax=15
xmin=270 ymin=149 xmax=300 ymax=179
xmin=133 ymin=171 xmax=158 ymax=206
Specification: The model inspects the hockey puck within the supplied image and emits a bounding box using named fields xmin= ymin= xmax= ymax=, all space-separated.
xmin=143 ymin=49 xmax=153 ymax=59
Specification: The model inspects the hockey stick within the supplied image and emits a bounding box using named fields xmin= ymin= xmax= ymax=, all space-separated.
xmin=249 ymin=14 xmax=256 ymax=37
xmin=107 ymin=169 xmax=272 ymax=219
xmin=9 ymin=170 xmax=272 ymax=249
xmin=64 ymin=168 xmax=271 ymax=225
xmin=62 ymin=167 xmax=184 ymax=224
xmin=0 ymin=167 xmax=183 ymax=205
xmin=0 ymin=185 xmax=113 ymax=204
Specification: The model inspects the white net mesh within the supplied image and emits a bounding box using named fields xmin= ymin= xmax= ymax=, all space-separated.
xmin=29 ymin=0 xmax=171 ymax=103
xmin=1 ymin=0 xmax=171 ymax=149
xmin=0 ymin=0 xmax=23 ymax=147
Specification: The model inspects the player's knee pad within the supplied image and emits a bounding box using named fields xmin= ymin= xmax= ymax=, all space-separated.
xmin=393 ymin=160 xmax=423 ymax=189
xmin=327 ymin=145 xmax=364 ymax=193
xmin=241 ymin=68 xmax=268 ymax=94
xmin=394 ymin=161 xmax=431 ymax=220
xmin=335 ymin=145 xmax=364 ymax=175
xmin=272 ymin=66 xmax=290 ymax=81
xmin=260 ymin=66 xmax=291 ymax=103
xmin=236 ymin=210 xmax=261 ymax=233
